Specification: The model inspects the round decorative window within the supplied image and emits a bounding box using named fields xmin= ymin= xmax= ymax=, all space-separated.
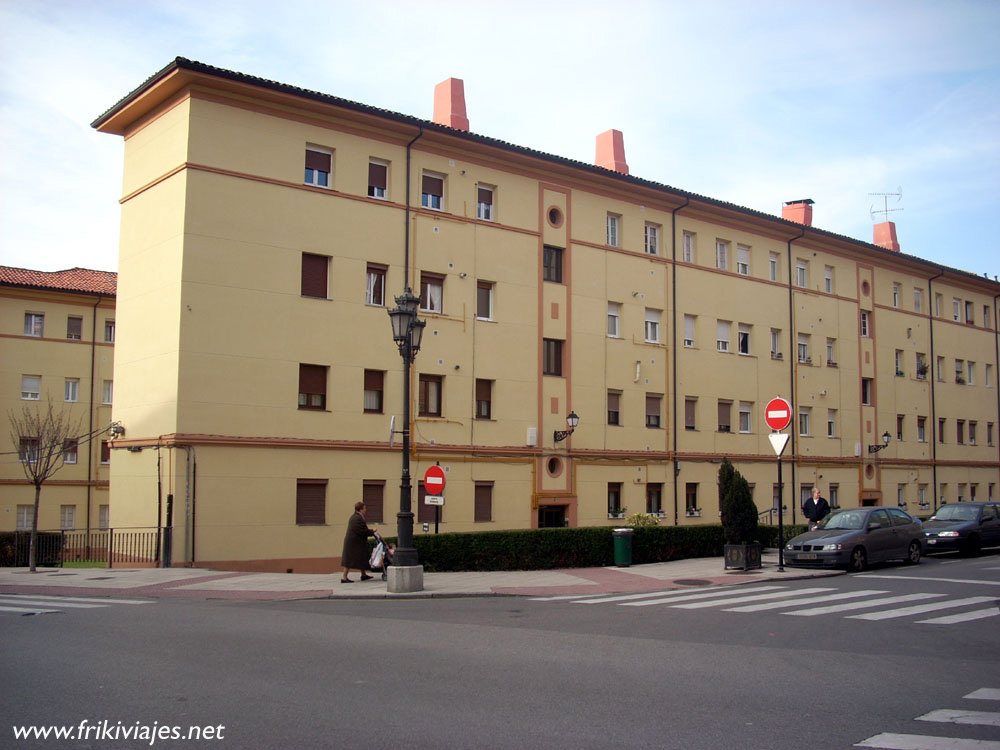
xmin=865 ymin=464 xmax=875 ymax=479
xmin=547 ymin=457 xmax=563 ymax=477
xmin=861 ymin=280 xmax=870 ymax=297
xmin=547 ymin=206 xmax=563 ymax=228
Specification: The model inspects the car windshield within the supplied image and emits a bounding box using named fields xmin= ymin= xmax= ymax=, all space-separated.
xmin=819 ymin=511 xmax=865 ymax=530
xmin=932 ymin=505 xmax=979 ymax=522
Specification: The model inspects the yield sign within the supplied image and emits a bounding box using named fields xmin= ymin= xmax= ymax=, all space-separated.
xmin=768 ymin=432 xmax=790 ymax=456
xmin=423 ymin=465 xmax=446 ymax=494
xmin=764 ymin=397 xmax=792 ymax=431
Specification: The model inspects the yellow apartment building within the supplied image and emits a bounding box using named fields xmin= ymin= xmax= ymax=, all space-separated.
xmin=92 ymin=58 xmax=1000 ymax=572
xmin=1 ymin=267 xmax=117 ymax=533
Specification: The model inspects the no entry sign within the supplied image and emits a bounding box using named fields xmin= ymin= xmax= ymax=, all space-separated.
xmin=423 ymin=465 xmax=446 ymax=494
xmin=764 ymin=397 xmax=792 ymax=431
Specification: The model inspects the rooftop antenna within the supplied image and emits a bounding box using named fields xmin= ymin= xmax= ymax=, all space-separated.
xmin=869 ymin=187 xmax=903 ymax=222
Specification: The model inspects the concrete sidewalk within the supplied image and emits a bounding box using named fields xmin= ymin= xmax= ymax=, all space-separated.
xmin=0 ymin=552 xmax=842 ymax=602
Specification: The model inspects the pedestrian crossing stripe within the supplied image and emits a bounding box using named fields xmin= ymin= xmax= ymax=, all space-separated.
xmin=857 ymin=733 xmax=1000 ymax=749
xmin=784 ymin=592 xmax=943 ymax=617
xmin=619 ymin=584 xmax=786 ymax=607
xmin=916 ymin=709 xmax=1000 ymax=727
xmin=848 ymin=596 xmax=996 ymax=621
xmin=673 ymin=586 xmax=834 ymax=609
xmin=967 ymin=689 xmax=1000 ymax=701
xmin=0 ymin=594 xmax=154 ymax=615
xmin=725 ymin=589 xmax=889 ymax=612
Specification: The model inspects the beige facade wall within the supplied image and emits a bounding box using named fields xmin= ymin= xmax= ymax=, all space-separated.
xmin=97 ymin=64 xmax=1000 ymax=571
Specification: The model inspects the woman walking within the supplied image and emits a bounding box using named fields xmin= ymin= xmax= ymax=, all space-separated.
xmin=341 ymin=501 xmax=377 ymax=583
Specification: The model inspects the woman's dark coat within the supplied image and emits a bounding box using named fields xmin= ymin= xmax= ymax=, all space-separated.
xmin=341 ymin=512 xmax=375 ymax=569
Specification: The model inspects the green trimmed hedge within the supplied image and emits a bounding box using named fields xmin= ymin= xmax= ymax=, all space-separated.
xmin=376 ymin=524 xmax=808 ymax=572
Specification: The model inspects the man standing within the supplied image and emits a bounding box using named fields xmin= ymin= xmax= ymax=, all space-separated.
xmin=803 ymin=487 xmax=830 ymax=529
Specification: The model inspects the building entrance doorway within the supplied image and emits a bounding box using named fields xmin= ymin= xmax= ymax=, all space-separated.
xmin=538 ymin=505 xmax=566 ymax=528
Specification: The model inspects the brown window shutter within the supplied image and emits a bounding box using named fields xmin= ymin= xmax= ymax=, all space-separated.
xmin=363 ymin=481 xmax=385 ymax=523
xmin=301 ymin=253 xmax=328 ymax=298
xmin=474 ymin=483 xmax=493 ymax=522
xmin=67 ymin=316 xmax=83 ymax=339
xmin=296 ymin=480 xmax=326 ymax=525
xmin=299 ymin=364 xmax=326 ymax=393
xmin=364 ymin=370 xmax=384 ymax=391
xmin=478 ymin=186 xmax=492 ymax=204
xmin=422 ymin=175 xmax=443 ymax=196
xmin=305 ymin=149 xmax=330 ymax=172
xmin=368 ymin=162 xmax=387 ymax=189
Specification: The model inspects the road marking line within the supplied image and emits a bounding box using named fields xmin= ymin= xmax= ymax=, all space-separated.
xmin=0 ymin=605 xmax=60 ymax=614
xmin=0 ymin=598 xmax=106 ymax=608
xmin=620 ymin=585 xmax=788 ymax=608
xmin=918 ymin=607 xmax=1000 ymax=625
xmin=916 ymin=709 xmax=1000 ymax=727
xmin=848 ymin=596 xmax=996 ymax=621
xmin=725 ymin=590 xmax=889 ymax=612
xmin=857 ymin=574 xmax=1000 ymax=587
xmin=967 ymin=688 xmax=1000 ymax=701
xmin=855 ymin=732 xmax=1000 ymax=749
xmin=673 ymin=587 xmax=834 ymax=609
xmin=784 ymin=593 xmax=943 ymax=617
xmin=0 ymin=594 xmax=154 ymax=605
xmin=528 ymin=594 xmax=608 ymax=601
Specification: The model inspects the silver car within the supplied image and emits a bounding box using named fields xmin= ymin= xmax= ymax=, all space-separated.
xmin=784 ymin=507 xmax=925 ymax=572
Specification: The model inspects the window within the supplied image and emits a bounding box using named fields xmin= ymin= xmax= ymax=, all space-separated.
xmin=989 ymin=422 xmax=995 ymax=447
xmin=952 ymin=298 xmax=961 ymax=321
xmin=60 ymin=505 xmax=75 ymax=530
xmin=363 ymin=481 xmax=385 ymax=524
xmin=644 ymin=223 xmax=659 ymax=255
xmin=16 ymin=505 xmax=34 ymax=531
xmin=67 ymin=316 xmax=82 ymax=340
xmin=475 ymin=379 xmax=493 ymax=419
xmin=19 ymin=437 xmax=39 ymax=463
xmin=102 ymin=380 xmax=113 ymax=405
xmin=366 ymin=263 xmax=386 ymax=306
xmin=683 ymin=314 xmax=696 ymax=348
xmin=967 ymin=361 xmax=975 ymax=386
xmin=825 ymin=266 xmax=834 ymax=294
xmin=367 ymin=160 xmax=388 ymax=199
xmin=62 ymin=438 xmax=78 ymax=465
xmin=104 ymin=319 xmax=115 ymax=343
xmin=957 ymin=420 xmax=965 ymax=445
xmin=715 ymin=240 xmax=729 ymax=271
xmin=607 ymin=302 xmax=621 ymax=337
xmin=717 ymin=320 xmax=731 ymax=352
xmin=799 ymin=407 xmax=811 ymax=436
xmin=916 ymin=353 xmax=928 ymax=379
xmin=918 ymin=485 xmax=928 ymax=508
xmin=685 ymin=483 xmax=699 ymax=515
xmin=298 ymin=365 xmax=327 ymax=410
xmin=304 ymin=147 xmax=331 ymax=188
xmin=955 ymin=359 xmax=965 ymax=384
xmin=364 ymin=370 xmax=384 ymax=413
xmin=646 ymin=393 xmax=662 ymax=428
xmin=684 ymin=397 xmax=697 ymax=431
xmin=797 ymin=333 xmax=810 ymax=363
xmin=606 ymin=214 xmax=620 ymax=247
xmin=739 ymin=402 xmax=752 ymax=433
xmin=737 ymin=323 xmax=751 ymax=355
xmin=934 ymin=293 xmax=943 ymax=317
xmin=100 ymin=440 xmax=110 ymax=465
xmin=829 ymin=484 xmax=840 ymax=509
xmin=682 ymin=232 xmax=695 ymax=263
xmin=607 ymin=390 xmax=621 ymax=426
xmin=543 ymin=245 xmax=563 ymax=283
xmin=295 ymin=479 xmax=326 ymax=525
xmin=768 ymin=252 xmax=779 ymax=281
xmin=861 ymin=378 xmax=873 ymax=405
xmin=917 ymin=416 xmax=926 ymax=442
xmin=24 ymin=312 xmax=44 ymax=337
xmin=896 ymin=414 xmax=905 ymax=441
xmin=986 ymin=304 xmax=993 ymax=328
xmin=477 ymin=281 xmax=494 ymax=320
xmin=970 ymin=421 xmax=977 ymax=446
xmin=646 ymin=484 xmax=663 ymax=515
xmin=418 ymin=374 xmax=443 ymax=416
xmin=21 ymin=375 xmax=41 ymax=401
xmin=826 ymin=338 xmax=837 ymax=366
xmin=301 ymin=253 xmax=329 ymax=298
xmin=736 ymin=245 xmax=750 ymax=275
xmin=474 ymin=482 xmax=493 ymax=522
xmin=827 ymin=409 xmax=837 ymax=438
xmin=542 ymin=339 xmax=563 ymax=376
xmin=420 ymin=272 xmax=444 ymax=313
xmin=895 ymin=349 xmax=904 ymax=376
xmin=421 ymin=173 xmax=443 ymax=210
xmin=796 ymin=260 xmax=807 ymax=287
xmin=717 ymin=400 xmax=732 ymax=433
xmin=914 ymin=288 xmax=923 ymax=313
xmin=938 ymin=418 xmax=946 ymax=443
xmin=64 ymin=378 xmax=79 ymax=403
xmin=608 ymin=483 xmax=623 ymax=516
xmin=645 ymin=309 xmax=661 ymax=344
xmin=937 ymin=356 xmax=945 ymax=381
xmin=986 ymin=364 xmax=993 ymax=387
xmin=965 ymin=300 xmax=974 ymax=324
xmin=860 ymin=311 xmax=870 ymax=337
xmin=477 ymin=184 xmax=494 ymax=221
xmin=770 ymin=329 xmax=782 ymax=359
xmin=892 ymin=283 xmax=900 ymax=307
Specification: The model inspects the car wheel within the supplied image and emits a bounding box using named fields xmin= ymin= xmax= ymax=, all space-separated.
xmin=848 ymin=547 xmax=867 ymax=572
xmin=961 ymin=535 xmax=982 ymax=557
xmin=904 ymin=540 xmax=921 ymax=565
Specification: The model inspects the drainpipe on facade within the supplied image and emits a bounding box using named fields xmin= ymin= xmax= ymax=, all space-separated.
xmin=927 ymin=270 xmax=944 ymax=511
xmin=670 ymin=198 xmax=690 ymax=526
xmin=404 ymin=127 xmax=425 ymax=287
xmin=177 ymin=445 xmax=196 ymax=564
xmin=86 ymin=294 xmax=104 ymax=540
xmin=786 ymin=229 xmax=805 ymax=523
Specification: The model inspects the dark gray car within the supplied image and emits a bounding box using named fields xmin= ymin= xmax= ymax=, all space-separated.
xmin=784 ymin=507 xmax=924 ymax=572
xmin=923 ymin=502 xmax=1000 ymax=555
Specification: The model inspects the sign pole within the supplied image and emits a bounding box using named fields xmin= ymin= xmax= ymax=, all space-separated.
xmin=765 ymin=397 xmax=792 ymax=574
xmin=777 ymin=453 xmax=785 ymax=572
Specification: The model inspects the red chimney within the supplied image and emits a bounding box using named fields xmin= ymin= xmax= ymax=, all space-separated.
xmin=433 ymin=78 xmax=469 ymax=132
xmin=873 ymin=221 xmax=901 ymax=253
xmin=782 ymin=199 xmax=814 ymax=227
xmin=595 ymin=129 xmax=629 ymax=174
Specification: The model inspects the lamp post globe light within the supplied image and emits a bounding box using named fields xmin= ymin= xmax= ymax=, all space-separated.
xmin=553 ymin=411 xmax=580 ymax=443
xmin=868 ymin=430 xmax=892 ymax=454
xmin=387 ymin=287 xmax=426 ymax=590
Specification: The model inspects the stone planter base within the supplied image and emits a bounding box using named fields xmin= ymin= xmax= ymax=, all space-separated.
xmin=724 ymin=542 xmax=762 ymax=571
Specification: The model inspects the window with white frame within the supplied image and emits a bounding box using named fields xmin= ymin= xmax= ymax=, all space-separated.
xmin=24 ymin=312 xmax=44 ymax=337
xmin=987 ymin=363 xmax=993 ymax=387
xmin=892 ymin=283 xmax=901 ymax=307
xmin=965 ymin=300 xmax=973 ymax=324
xmin=738 ymin=402 xmax=752 ymax=433
xmin=895 ymin=349 xmax=904 ymax=376
xmin=477 ymin=281 xmax=494 ymax=321
xmin=796 ymin=260 xmax=807 ymax=287
xmin=62 ymin=438 xmax=78 ymax=464
xmin=682 ymin=232 xmax=695 ymax=263
xmin=797 ymin=333 xmax=810 ymax=363
xmin=715 ymin=240 xmax=729 ymax=271
xmin=99 ymin=504 xmax=110 ymax=530
xmin=862 ymin=378 xmax=873 ymax=405
xmin=986 ymin=304 xmax=992 ymax=328
xmin=104 ymin=319 xmax=115 ymax=343
xmin=364 ymin=370 xmax=384 ymax=413
xmin=799 ymin=407 xmax=811 ymax=436
xmin=970 ymin=421 xmax=978 ymax=445
xmin=60 ymin=505 xmax=75 ymax=530
xmin=824 ymin=266 xmax=834 ymax=294
xmin=716 ymin=320 xmax=731 ymax=352
xmin=421 ymin=173 xmax=444 ymax=210
xmin=366 ymin=263 xmax=386 ymax=306
xmin=827 ymin=409 xmax=837 ymax=437
xmin=683 ymin=314 xmax=696 ymax=348
xmin=770 ymin=328 xmax=781 ymax=359
xmin=102 ymin=380 xmax=113 ymax=405
xmin=67 ymin=316 xmax=82 ymax=340
xmin=645 ymin=309 xmax=661 ymax=343
xmin=684 ymin=397 xmax=697 ymax=430
xmin=916 ymin=352 xmax=928 ymax=379
xmin=769 ymin=252 xmax=779 ymax=281
xmin=16 ymin=505 xmax=34 ymax=531
xmin=368 ymin=160 xmax=388 ymax=199
xmin=913 ymin=287 xmax=923 ymax=313
xmin=717 ymin=400 xmax=732 ymax=432
xmin=737 ymin=323 xmax=751 ymax=355
xmin=606 ymin=214 xmax=620 ymax=247
xmin=644 ymin=223 xmax=659 ymax=255
xmin=860 ymin=311 xmax=870 ymax=337
xmin=21 ymin=375 xmax=41 ymax=401
xmin=607 ymin=390 xmax=621 ymax=426
xmin=952 ymin=298 xmax=961 ymax=321
xmin=304 ymin=146 xmax=332 ymax=188
xmin=64 ymin=378 xmax=79 ymax=403
xmin=476 ymin=184 xmax=494 ymax=220
xmin=917 ymin=416 xmax=926 ymax=442
xmin=918 ymin=484 xmax=927 ymax=508
xmin=646 ymin=393 xmax=662 ymax=428
xmin=607 ymin=302 xmax=621 ymax=337
xmin=420 ymin=272 xmax=444 ymax=313
xmin=826 ymin=338 xmax=837 ymax=366
xmin=896 ymin=414 xmax=905 ymax=441
xmin=967 ymin=361 xmax=975 ymax=385
xmin=736 ymin=245 xmax=750 ymax=275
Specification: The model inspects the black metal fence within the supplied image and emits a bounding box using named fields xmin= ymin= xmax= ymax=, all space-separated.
xmin=1 ymin=528 xmax=162 ymax=568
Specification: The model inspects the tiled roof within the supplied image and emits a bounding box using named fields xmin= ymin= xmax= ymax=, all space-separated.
xmin=0 ymin=266 xmax=117 ymax=296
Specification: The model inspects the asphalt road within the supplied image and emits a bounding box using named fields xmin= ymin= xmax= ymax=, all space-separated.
xmin=2 ymin=553 xmax=998 ymax=749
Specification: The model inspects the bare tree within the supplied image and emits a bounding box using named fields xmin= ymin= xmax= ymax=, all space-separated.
xmin=8 ymin=399 xmax=83 ymax=572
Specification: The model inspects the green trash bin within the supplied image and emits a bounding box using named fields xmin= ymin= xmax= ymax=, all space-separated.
xmin=612 ymin=527 xmax=633 ymax=567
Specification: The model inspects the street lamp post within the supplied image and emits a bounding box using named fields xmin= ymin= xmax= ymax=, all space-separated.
xmin=868 ymin=431 xmax=892 ymax=454
xmin=387 ymin=288 xmax=426 ymax=589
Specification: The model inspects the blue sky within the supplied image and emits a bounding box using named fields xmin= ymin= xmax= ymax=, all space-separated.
xmin=1 ymin=0 xmax=998 ymax=279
